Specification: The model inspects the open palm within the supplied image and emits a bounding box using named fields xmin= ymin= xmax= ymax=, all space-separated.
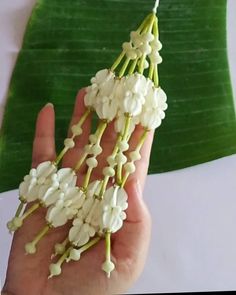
xmin=3 ymin=90 xmax=153 ymax=295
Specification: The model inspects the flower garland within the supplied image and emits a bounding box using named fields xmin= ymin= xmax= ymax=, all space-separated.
xmin=7 ymin=0 xmax=167 ymax=279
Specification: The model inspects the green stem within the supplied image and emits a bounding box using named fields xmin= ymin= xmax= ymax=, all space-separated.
xmin=119 ymin=58 xmax=131 ymax=78
xmin=54 ymin=146 xmax=69 ymax=166
xmin=58 ymin=246 xmax=72 ymax=266
xmin=105 ymin=231 xmax=111 ymax=261
xmin=137 ymin=13 xmax=153 ymax=33
xmin=82 ymin=167 xmax=93 ymax=189
xmin=148 ymin=62 xmax=154 ymax=80
xmin=128 ymin=58 xmax=138 ymax=75
xmin=15 ymin=202 xmax=25 ymax=217
xmin=154 ymin=65 xmax=159 ymax=87
xmin=153 ymin=16 xmax=159 ymax=38
xmin=111 ymin=51 xmax=125 ymax=72
xmin=31 ymin=225 xmax=50 ymax=246
xmin=78 ymin=236 xmax=101 ymax=253
xmin=21 ymin=203 xmax=40 ymax=220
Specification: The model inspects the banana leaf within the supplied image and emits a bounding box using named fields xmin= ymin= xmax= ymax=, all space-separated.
xmin=0 ymin=0 xmax=236 ymax=192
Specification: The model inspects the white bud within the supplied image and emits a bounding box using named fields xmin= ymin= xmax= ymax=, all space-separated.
xmin=126 ymin=49 xmax=137 ymax=60
xmin=49 ymin=263 xmax=61 ymax=277
xmin=122 ymin=42 xmax=132 ymax=52
xmin=54 ymin=243 xmax=66 ymax=255
xmin=64 ymin=138 xmax=75 ymax=149
xmin=86 ymin=157 xmax=98 ymax=168
xmin=150 ymin=39 xmax=162 ymax=51
xmin=139 ymin=43 xmax=152 ymax=55
xmin=25 ymin=242 xmax=36 ymax=254
xmin=118 ymin=140 xmax=129 ymax=152
xmin=69 ymin=248 xmax=81 ymax=261
xmin=129 ymin=151 xmax=141 ymax=161
xmin=141 ymin=32 xmax=154 ymax=43
xmin=12 ymin=217 xmax=23 ymax=229
xmin=102 ymin=260 xmax=115 ymax=278
xmin=149 ymin=51 xmax=163 ymax=65
xmin=103 ymin=167 xmax=115 ymax=177
xmin=116 ymin=152 xmax=127 ymax=165
xmin=107 ymin=155 xmax=116 ymax=167
xmin=91 ymin=144 xmax=102 ymax=156
xmin=89 ymin=134 xmax=98 ymax=144
xmin=84 ymin=144 xmax=91 ymax=153
xmin=71 ymin=125 xmax=82 ymax=136
xmin=124 ymin=162 xmax=136 ymax=173
xmin=135 ymin=49 xmax=142 ymax=58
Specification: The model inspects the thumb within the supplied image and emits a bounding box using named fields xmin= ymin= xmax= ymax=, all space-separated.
xmin=112 ymin=177 xmax=151 ymax=278
xmin=125 ymin=176 xmax=150 ymax=223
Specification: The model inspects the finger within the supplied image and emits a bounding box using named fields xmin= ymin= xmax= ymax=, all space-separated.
xmin=62 ymin=89 xmax=92 ymax=170
xmin=127 ymin=126 xmax=154 ymax=190
xmin=32 ymin=103 xmax=56 ymax=167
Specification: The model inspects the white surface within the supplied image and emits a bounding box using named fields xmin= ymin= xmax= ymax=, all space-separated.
xmin=1 ymin=0 xmax=236 ymax=293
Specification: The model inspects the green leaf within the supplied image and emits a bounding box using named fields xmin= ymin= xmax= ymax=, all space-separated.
xmin=0 ymin=0 xmax=236 ymax=192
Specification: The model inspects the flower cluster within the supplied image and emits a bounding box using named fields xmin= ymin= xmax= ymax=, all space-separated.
xmin=85 ymin=69 xmax=167 ymax=130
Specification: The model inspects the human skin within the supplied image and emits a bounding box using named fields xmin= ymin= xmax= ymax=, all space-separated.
xmin=2 ymin=89 xmax=153 ymax=295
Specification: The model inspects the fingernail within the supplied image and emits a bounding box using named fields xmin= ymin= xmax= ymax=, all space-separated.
xmin=45 ymin=102 xmax=54 ymax=108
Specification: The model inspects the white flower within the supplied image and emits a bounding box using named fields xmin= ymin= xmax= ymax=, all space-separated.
xmin=100 ymin=186 xmax=128 ymax=233
xmin=140 ymin=109 xmax=162 ymax=130
xmin=69 ymin=219 xmax=96 ymax=247
xmin=145 ymin=86 xmax=167 ymax=110
xmin=95 ymin=94 xmax=118 ymax=121
xmin=86 ymin=180 xmax=102 ymax=199
xmin=140 ymin=87 xmax=168 ymax=130
xmin=85 ymin=69 xmax=115 ymax=109
xmin=121 ymin=91 xmax=145 ymax=116
xmin=46 ymin=200 xmax=68 ymax=227
xmin=45 ymin=186 xmax=85 ymax=226
xmin=85 ymin=198 xmax=102 ymax=228
xmin=19 ymin=161 xmax=57 ymax=202
xmin=36 ymin=161 xmax=57 ymax=182
xmin=38 ymin=186 xmax=64 ymax=207
xmin=63 ymin=187 xmax=86 ymax=212
xmin=84 ymin=86 xmax=98 ymax=107
xmin=56 ymin=168 xmax=77 ymax=191
xmin=91 ymin=68 xmax=113 ymax=86
xmin=125 ymin=73 xmax=149 ymax=96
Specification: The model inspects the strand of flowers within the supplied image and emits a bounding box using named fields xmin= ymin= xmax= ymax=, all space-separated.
xmin=7 ymin=109 xmax=91 ymax=233
xmin=24 ymin=120 xmax=108 ymax=254
xmin=47 ymin=113 xmax=135 ymax=277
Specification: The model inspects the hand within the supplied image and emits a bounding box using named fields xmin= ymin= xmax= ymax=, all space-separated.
xmin=3 ymin=90 xmax=153 ymax=295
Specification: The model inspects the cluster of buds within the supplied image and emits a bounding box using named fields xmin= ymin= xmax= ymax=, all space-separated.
xmin=7 ymin=1 xmax=167 ymax=279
